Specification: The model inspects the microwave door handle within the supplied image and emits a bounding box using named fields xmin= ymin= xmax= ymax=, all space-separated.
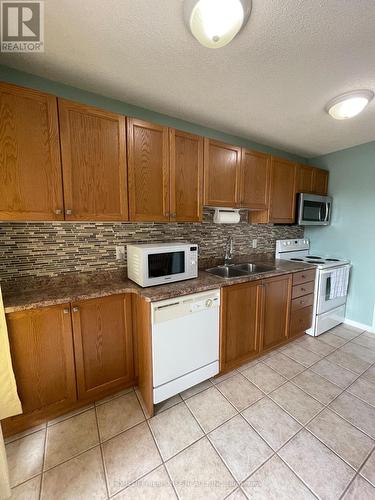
xmin=324 ymin=203 xmax=330 ymax=222
xmin=319 ymin=204 xmax=324 ymax=222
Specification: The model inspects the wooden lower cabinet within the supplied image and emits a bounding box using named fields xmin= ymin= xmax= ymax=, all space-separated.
xmin=2 ymin=294 xmax=136 ymax=436
xmin=220 ymin=274 xmax=293 ymax=371
xmin=72 ymin=294 xmax=135 ymax=400
xmin=2 ymin=304 xmax=77 ymax=435
xmin=220 ymin=281 xmax=262 ymax=371
xmin=261 ymin=274 xmax=292 ymax=351
xmin=290 ymin=270 xmax=316 ymax=338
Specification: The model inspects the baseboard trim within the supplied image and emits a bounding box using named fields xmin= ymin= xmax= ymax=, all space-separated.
xmin=344 ymin=318 xmax=375 ymax=334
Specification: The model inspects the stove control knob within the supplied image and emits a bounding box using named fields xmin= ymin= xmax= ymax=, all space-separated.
xmin=205 ymin=299 xmax=213 ymax=308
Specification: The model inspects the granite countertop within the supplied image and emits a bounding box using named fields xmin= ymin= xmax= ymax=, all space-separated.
xmin=1 ymin=256 xmax=316 ymax=313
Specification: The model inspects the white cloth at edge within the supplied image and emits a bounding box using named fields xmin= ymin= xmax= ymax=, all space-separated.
xmin=0 ymin=286 xmax=22 ymax=499
xmin=329 ymin=266 xmax=350 ymax=300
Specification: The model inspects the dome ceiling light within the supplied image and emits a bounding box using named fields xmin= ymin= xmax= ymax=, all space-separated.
xmin=184 ymin=0 xmax=252 ymax=49
xmin=326 ymin=90 xmax=374 ymax=120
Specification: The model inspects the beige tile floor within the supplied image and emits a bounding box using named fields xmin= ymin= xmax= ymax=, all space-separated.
xmin=6 ymin=324 xmax=375 ymax=500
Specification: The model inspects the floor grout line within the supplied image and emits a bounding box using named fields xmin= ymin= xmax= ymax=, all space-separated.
xmin=93 ymin=404 xmax=110 ymax=500
xmin=7 ymin=327 xmax=375 ymax=498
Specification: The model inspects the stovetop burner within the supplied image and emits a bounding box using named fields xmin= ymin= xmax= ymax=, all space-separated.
xmin=326 ymin=258 xmax=339 ymax=261
xmin=306 ymin=255 xmax=322 ymax=259
xmin=307 ymin=260 xmax=321 ymax=263
xmin=290 ymin=258 xmax=303 ymax=261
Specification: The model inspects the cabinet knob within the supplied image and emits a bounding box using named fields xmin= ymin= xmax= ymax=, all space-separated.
xmin=66 ymin=209 xmax=72 ymax=215
xmin=301 ymin=287 xmax=306 ymax=292
xmin=63 ymin=308 xmax=69 ymax=314
xmin=171 ymin=213 xmax=176 ymax=218
xmin=73 ymin=307 xmax=79 ymax=313
xmin=55 ymin=209 xmax=62 ymax=215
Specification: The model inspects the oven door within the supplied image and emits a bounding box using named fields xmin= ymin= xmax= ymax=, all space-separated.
xmin=145 ymin=248 xmax=189 ymax=285
xmin=298 ymin=194 xmax=332 ymax=226
xmin=317 ymin=266 xmax=350 ymax=314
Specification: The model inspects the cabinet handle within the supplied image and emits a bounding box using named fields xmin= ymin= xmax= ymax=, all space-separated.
xmin=55 ymin=209 xmax=62 ymax=215
xmin=301 ymin=287 xmax=306 ymax=292
xmin=165 ymin=213 xmax=170 ymax=217
xmin=171 ymin=213 xmax=176 ymax=218
xmin=66 ymin=209 xmax=72 ymax=215
xmin=63 ymin=308 xmax=69 ymax=314
xmin=301 ymin=274 xmax=306 ymax=279
xmin=73 ymin=307 xmax=79 ymax=313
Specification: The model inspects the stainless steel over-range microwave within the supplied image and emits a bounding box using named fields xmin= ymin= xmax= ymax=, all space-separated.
xmin=127 ymin=242 xmax=198 ymax=287
xmin=298 ymin=193 xmax=332 ymax=226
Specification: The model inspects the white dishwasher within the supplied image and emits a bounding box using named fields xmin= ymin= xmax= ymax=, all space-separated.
xmin=152 ymin=289 xmax=220 ymax=404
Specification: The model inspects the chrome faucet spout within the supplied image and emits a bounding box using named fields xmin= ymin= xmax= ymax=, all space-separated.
xmin=224 ymin=237 xmax=234 ymax=265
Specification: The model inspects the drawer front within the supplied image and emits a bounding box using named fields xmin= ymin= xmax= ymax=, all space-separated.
xmin=292 ymin=293 xmax=314 ymax=311
xmin=292 ymin=281 xmax=315 ymax=299
xmin=290 ymin=306 xmax=313 ymax=336
xmin=293 ymin=269 xmax=316 ymax=286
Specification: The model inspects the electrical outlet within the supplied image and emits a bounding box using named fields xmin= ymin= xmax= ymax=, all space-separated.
xmin=252 ymin=239 xmax=258 ymax=249
xmin=115 ymin=245 xmax=125 ymax=260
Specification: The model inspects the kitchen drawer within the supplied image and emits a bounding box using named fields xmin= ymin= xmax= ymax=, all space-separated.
xmin=292 ymin=293 xmax=314 ymax=311
xmin=292 ymin=281 xmax=315 ymax=299
xmin=293 ymin=269 xmax=316 ymax=286
xmin=290 ymin=306 xmax=313 ymax=337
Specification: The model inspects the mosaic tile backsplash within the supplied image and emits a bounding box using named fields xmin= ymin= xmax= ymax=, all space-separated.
xmin=0 ymin=210 xmax=303 ymax=287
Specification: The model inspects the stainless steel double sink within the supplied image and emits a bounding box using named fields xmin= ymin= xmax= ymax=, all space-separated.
xmin=206 ymin=262 xmax=276 ymax=279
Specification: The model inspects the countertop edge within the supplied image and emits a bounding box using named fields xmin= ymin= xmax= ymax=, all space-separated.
xmin=2 ymin=262 xmax=316 ymax=314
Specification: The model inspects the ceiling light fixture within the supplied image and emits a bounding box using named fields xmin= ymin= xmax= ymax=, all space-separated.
xmin=326 ymin=90 xmax=374 ymax=120
xmin=184 ymin=0 xmax=252 ymax=49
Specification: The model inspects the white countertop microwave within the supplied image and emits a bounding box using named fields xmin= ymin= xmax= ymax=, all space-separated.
xmin=127 ymin=243 xmax=198 ymax=287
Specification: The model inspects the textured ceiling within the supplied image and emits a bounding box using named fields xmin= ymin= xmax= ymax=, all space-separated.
xmin=1 ymin=0 xmax=375 ymax=157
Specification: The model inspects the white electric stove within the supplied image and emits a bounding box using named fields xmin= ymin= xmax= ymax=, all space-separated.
xmin=276 ymin=239 xmax=351 ymax=336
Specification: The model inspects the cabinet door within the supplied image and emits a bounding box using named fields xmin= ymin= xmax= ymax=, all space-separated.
xmin=127 ymin=118 xmax=169 ymax=221
xmin=261 ymin=275 xmax=292 ymax=351
xmin=204 ymin=139 xmax=241 ymax=207
xmin=0 ymin=83 xmax=64 ymax=220
xmin=241 ymin=149 xmax=270 ymax=209
xmin=297 ymin=164 xmax=314 ymax=193
xmin=312 ymin=168 xmax=329 ymax=195
xmin=269 ymin=157 xmax=297 ymax=223
xmin=6 ymin=304 xmax=76 ymax=416
xmin=72 ymin=294 xmax=134 ymax=400
xmin=169 ymin=129 xmax=203 ymax=221
xmin=221 ymin=281 xmax=261 ymax=371
xmin=59 ymin=99 xmax=128 ymax=220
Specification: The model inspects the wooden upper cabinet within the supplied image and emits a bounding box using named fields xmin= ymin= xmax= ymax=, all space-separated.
xmin=5 ymin=304 xmax=76 ymax=421
xmin=127 ymin=118 xmax=169 ymax=221
xmin=261 ymin=274 xmax=292 ymax=351
xmin=268 ymin=157 xmax=297 ymax=223
xmin=204 ymin=139 xmax=241 ymax=207
xmin=169 ymin=129 xmax=204 ymax=222
xmin=0 ymin=83 xmax=64 ymax=221
xmin=240 ymin=149 xmax=270 ymax=209
xmin=312 ymin=167 xmax=329 ymax=195
xmin=297 ymin=164 xmax=315 ymax=193
xmin=58 ymin=99 xmax=128 ymax=221
xmin=297 ymin=164 xmax=329 ymax=195
xmin=71 ymin=294 xmax=135 ymax=400
xmin=221 ymin=281 xmax=261 ymax=372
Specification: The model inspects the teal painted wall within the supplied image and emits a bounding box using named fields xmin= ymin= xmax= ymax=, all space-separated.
xmin=0 ymin=64 xmax=304 ymax=162
xmin=306 ymin=141 xmax=375 ymax=328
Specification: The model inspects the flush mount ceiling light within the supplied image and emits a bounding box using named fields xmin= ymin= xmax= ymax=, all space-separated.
xmin=326 ymin=90 xmax=374 ymax=120
xmin=184 ymin=0 xmax=252 ymax=49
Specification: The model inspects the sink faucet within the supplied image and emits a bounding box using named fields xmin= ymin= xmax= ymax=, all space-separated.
xmin=224 ymin=237 xmax=234 ymax=265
